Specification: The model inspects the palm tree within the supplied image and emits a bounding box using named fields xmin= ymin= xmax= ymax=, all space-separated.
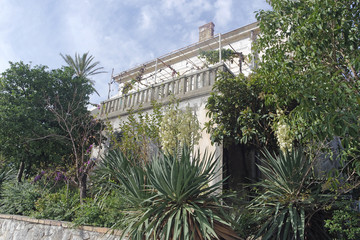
xmin=60 ymin=52 xmax=106 ymax=79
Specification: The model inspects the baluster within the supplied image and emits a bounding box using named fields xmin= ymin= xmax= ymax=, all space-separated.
xmin=200 ymin=72 xmax=204 ymax=88
xmin=113 ymin=99 xmax=118 ymax=112
xmin=182 ymin=77 xmax=186 ymax=94
xmin=135 ymin=92 xmax=140 ymax=106
xmin=210 ymin=69 xmax=215 ymax=85
xmin=160 ymin=85 xmax=164 ymax=99
xmin=154 ymin=85 xmax=159 ymax=100
xmin=109 ymin=100 xmax=114 ymax=113
xmin=123 ymin=95 xmax=128 ymax=110
xmin=171 ymin=80 xmax=178 ymax=95
xmin=118 ymin=97 xmax=123 ymax=111
xmin=100 ymin=103 xmax=105 ymax=115
xmin=150 ymin=86 xmax=155 ymax=101
xmin=140 ymin=90 xmax=146 ymax=103
xmin=190 ymin=76 xmax=194 ymax=91
xmin=165 ymin=83 xmax=169 ymax=97
xmin=175 ymin=78 xmax=180 ymax=95
xmin=130 ymin=93 xmax=134 ymax=107
xmin=195 ymin=74 xmax=199 ymax=90
xmin=105 ymin=102 xmax=110 ymax=114
xmin=144 ymin=89 xmax=149 ymax=103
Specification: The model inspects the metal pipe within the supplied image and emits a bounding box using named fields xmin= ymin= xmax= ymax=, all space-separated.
xmin=251 ymin=30 xmax=255 ymax=69
xmin=219 ymin=33 xmax=222 ymax=63
xmin=154 ymin=58 xmax=158 ymax=83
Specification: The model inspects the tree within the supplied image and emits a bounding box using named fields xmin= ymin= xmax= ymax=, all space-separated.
xmin=0 ymin=57 xmax=104 ymax=203
xmin=60 ymin=52 xmax=106 ymax=79
xmin=254 ymin=0 xmax=360 ymax=146
xmin=0 ymin=62 xmax=71 ymax=182
xmin=205 ymin=72 xmax=276 ymax=150
xmin=48 ymin=62 xmax=104 ymax=203
xmin=248 ymin=2 xmax=360 ymax=238
xmin=254 ymin=0 xmax=360 ymax=188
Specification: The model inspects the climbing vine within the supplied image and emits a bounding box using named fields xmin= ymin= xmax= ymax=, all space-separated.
xmin=199 ymin=49 xmax=237 ymax=64
xmin=160 ymin=99 xmax=201 ymax=153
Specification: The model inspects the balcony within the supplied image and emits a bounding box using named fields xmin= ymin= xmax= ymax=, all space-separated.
xmin=100 ymin=63 xmax=230 ymax=119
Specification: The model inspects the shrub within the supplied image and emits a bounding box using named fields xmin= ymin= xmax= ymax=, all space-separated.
xmin=0 ymin=156 xmax=13 ymax=192
xmin=0 ymin=180 xmax=41 ymax=216
xmin=325 ymin=201 xmax=360 ymax=240
xmin=32 ymin=186 xmax=79 ymax=221
xmin=73 ymin=191 xmax=126 ymax=228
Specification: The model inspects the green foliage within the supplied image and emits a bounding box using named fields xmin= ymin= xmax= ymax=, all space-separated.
xmin=96 ymin=147 xmax=240 ymax=240
xmin=160 ymin=100 xmax=201 ymax=152
xmin=32 ymin=186 xmax=79 ymax=221
xmin=60 ymin=52 xmax=105 ymax=79
xmin=0 ymin=56 xmax=104 ymax=203
xmin=73 ymin=191 xmax=126 ymax=228
xmin=0 ymin=155 xmax=13 ymax=191
xmin=324 ymin=201 xmax=360 ymax=240
xmin=206 ymin=71 xmax=276 ymax=149
xmin=254 ymin=0 xmax=360 ymax=145
xmin=108 ymin=101 xmax=163 ymax=162
xmin=0 ymin=181 xmax=42 ymax=216
xmin=249 ymin=149 xmax=332 ymax=240
xmin=230 ymin=205 xmax=259 ymax=239
xmin=0 ymin=62 xmax=72 ymax=179
xmin=199 ymin=49 xmax=237 ymax=64
xmin=51 ymin=54 xmax=104 ymax=203
xmin=109 ymin=98 xmax=201 ymax=161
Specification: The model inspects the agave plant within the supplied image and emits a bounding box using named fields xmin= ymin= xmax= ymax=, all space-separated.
xmin=249 ymin=148 xmax=332 ymax=240
xmin=96 ymin=147 xmax=241 ymax=240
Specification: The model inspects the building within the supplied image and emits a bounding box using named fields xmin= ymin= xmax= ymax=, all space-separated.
xmin=99 ymin=22 xmax=260 ymax=187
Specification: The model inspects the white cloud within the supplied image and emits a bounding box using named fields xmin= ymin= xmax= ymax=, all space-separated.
xmin=0 ymin=0 xmax=271 ymax=104
xmin=138 ymin=5 xmax=157 ymax=30
xmin=214 ymin=0 xmax=232 ymax=28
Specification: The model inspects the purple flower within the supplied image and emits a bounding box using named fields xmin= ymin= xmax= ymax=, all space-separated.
xmin=33 ymin=175 xmax=42 ymax=183
xmin=32 ymin=170 xmax=45 ymax=183
xmin=54 ymin=171 xmax=66 ymax=181
xmin=86 ymin=144 xmax=94 ymax=153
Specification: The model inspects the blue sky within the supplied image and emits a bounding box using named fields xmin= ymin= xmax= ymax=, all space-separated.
xmin=0 ymin=0 xmax=271 ymax=104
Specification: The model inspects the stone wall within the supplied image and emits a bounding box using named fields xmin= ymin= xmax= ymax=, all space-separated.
xmin=0 ymin=214 xmax=124 ymax=240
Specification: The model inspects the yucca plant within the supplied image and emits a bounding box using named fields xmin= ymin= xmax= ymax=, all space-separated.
xmin=249 ymin=148 xmax=332 ymax=240
xmin=96 ymin=147 xmax=241 ymax=240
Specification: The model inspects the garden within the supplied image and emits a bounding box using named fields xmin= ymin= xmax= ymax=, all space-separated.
xmin=0 ymin=0 xmax=360 ymax=239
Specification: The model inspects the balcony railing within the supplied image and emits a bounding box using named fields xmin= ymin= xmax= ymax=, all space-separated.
xmin=100 ymin=63 xmax=230 ymax=118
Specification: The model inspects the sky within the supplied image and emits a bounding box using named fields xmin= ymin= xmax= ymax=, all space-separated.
xmin=0 ymin=0 xmax=271 ymax=105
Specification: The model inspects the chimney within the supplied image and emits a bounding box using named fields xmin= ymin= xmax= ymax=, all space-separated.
xmin=199 ymin=22 xmax=215 ymax=42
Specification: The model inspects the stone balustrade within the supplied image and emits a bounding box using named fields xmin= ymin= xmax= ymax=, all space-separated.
xmin=100 ymin=63 xmax=230 ymax=119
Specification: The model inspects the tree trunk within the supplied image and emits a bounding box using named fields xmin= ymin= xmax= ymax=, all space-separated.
xmin=17 ymin=161 xmax=25 ymax=183
xmin=24 ymin=162 xmax=32 ymax=180
xmin=79 ymin=173 xmax=87 ymax=204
